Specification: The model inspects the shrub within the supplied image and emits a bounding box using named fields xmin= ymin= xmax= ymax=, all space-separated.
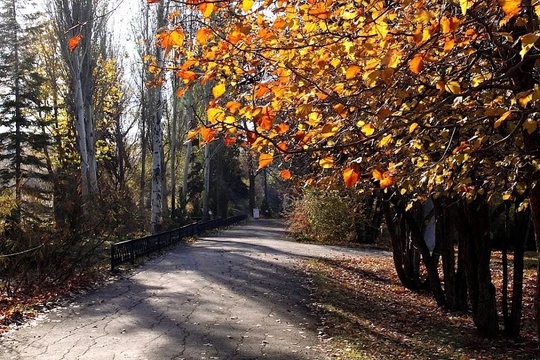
xmin=285 ymin=191 xmax=356 ymax=243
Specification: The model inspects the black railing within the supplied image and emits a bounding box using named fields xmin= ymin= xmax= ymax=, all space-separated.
xmin=111 ymin=214 xmax=247 ymax=270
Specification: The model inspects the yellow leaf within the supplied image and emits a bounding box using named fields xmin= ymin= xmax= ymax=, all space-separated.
xmin=460 ymin=0 xmax=469 ymax=15
xmin=445 ymin=81 xmax=461 ymax=94
xmin=498 ymin=0 xmax=521 ymax=20
xmin=520 ymin=32 xmax=540 ymax=59
xmin=258 ymin=153 xmax=273 ymax=170
xmin=319 ymin=156 xmax=334 ymax=169
xmin=409 ymin=123 xmax=419 ymax=133
xmin=207 ymin=108 xmax=225 ymax=123
xmin=169 ymin=29 xmax=184 ymax=47
xmin=346 ymin=65 xmax=361 ymax=79
xmin=502 ymin=192 xmax=512 ymax=201
xmin=361 ymin=123 xmax=375 ymax=136
xmin=378 ymin=134 xmax=393 ymax=147
xmin=494 ymin=110 xmax=511 ymax=128
xmin=409 ymin=54 xmax=423 ymax=74
xmin=212 ymin=83 xmax=226 ymax=99
xmin=242 ymin=0 xmax=254 ymax=12
xmin=524 ymin=118 xmax=538 ymax=134
xmin=187 ymin=128 xmax=200 ymax=140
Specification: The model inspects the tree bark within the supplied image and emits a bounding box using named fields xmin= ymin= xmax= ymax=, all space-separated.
xmin=456 ymin=198 xmax=499 ymax=337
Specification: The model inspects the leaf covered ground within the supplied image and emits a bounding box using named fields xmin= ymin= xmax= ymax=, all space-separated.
xmin=300 ymin=254 xmax=539 ymax=360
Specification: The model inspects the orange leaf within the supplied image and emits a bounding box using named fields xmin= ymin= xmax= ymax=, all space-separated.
xmin=275 ymin=123 xmax=289 ymax=134
xmin=200 ymin=127 xmax=216 ymax=143
xmin=276 ymin=141 xmax=288 ymax=152
xmin=372 ymin=169 xmax=383 ymax=181
xmin=68 ymin=35 xmax=82 ymax=53
xmin=498 ymin=0 xmax=521 ymax=20
xmin=256 ymin=108 xmax=275 ymax=130
xmin=280 ymin=169 xmax=291 ymax=180
xmin=409 ymin=54 xmax=423 ymax=74
xmin=196 ymin=28 xmax=213 ymax=45
xmin=147 ymin=0 xmax=160 ymax=3
xmin=176 ymin=88 xmax=186 ymax=97
xmin=343 ymin=165 xmax=360 ymax=188
xmin=255 ymin=84 xmax=270 ymax=98
xmin=198 ymin=2 xmax=215 ymax=18
xmin=246 ymin=131 xmax=257 ymax=144
xmin=226 ymin=101 xmax=242 ymax=113
xmin=258 ymin=153 xmax=273 ymax=169
xmin=380 ymin=174 xmax=395 ymax=188
xmin=228 ymin=30 xmax=243 ymax=45
xmin=346 ymin=65 xmax=361 ymax=79
xmin=176 ymin=70 xmax=197 ymax=81
xmin=373 ymin=168 xmax=395 ymax=188
xmin=224 ymin=137 xmax=236 ymax=146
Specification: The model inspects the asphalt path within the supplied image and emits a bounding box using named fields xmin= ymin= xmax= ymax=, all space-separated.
xmin=1 ymin=219 xmax=389 ymax=360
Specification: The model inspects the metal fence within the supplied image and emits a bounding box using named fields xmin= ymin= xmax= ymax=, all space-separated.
xmin=111 ymin=214 xmax=247 ymax=270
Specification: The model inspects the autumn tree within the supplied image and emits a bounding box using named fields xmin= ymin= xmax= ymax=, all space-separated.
xmin=157 ymin=0 xmax=540 ymax=339
xmin=50 ymin=0 xmax=104 ymax=198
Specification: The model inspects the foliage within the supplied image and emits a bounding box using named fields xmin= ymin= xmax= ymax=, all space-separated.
xmin=285 ymin=190 xmax=357 ymax=243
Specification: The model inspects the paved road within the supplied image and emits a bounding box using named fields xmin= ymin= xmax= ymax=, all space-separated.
xmin=1 ymin=219 xmax=388 ymax=360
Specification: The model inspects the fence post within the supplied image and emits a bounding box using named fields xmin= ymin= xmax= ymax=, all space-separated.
xmin=111 ymin=244 xmax=115 ymax=271
xmin=130 ymin=242 xmax=135 ymax=265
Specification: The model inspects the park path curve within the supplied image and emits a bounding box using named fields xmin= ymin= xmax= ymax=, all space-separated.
xmin=1 ymin=219 xmax=389 ymax=360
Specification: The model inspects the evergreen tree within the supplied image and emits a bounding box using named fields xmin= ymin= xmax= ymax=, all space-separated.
xmin=0 ymin=0 xmax=50 ymax=226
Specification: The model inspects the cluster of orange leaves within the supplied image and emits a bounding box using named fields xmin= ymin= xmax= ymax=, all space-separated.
xmin=141 ymin=0 xmax=537 ymax=197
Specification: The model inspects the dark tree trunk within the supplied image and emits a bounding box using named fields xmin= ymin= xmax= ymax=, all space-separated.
xmin=456 ymin=198 xmax=499 ymax=337
xmin=437 ymin=198 xmax=468 ymax=311
xmin=383 ymin=199 xmax=421 ymax=291
xmin=504 ymin=203 xmax=528 ymax=337
xmin=383 ymin=194 xmax=446 ymax=308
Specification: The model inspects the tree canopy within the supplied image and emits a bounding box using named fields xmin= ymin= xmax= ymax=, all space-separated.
xmin=151 ymin=0 xmax=540 ymax=339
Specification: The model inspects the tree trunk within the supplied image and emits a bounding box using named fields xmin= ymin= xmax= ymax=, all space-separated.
xmin=11 ymin=0 xmax=21 ymax=212
xmin=503 ymin=202 xmax=529 ymax=337
xmin=526 ymin=180 xmax=540 ymax=340
xmin=72 ymin=56 xmax=90 ymax=198
xmin=202 ymin=141 xmax=211 ymax=220
xmin=437 ymin=198 xmax=468 ymax=311
xmin=456 ymin=198 xmax=499 ymax=337
xmin=170 ymin=78 xmax=179 ymax=219
xmin=383 ymin=199 xmax=420 ymax=291
xmin=85 ymin=103 xmax=98 ymax=194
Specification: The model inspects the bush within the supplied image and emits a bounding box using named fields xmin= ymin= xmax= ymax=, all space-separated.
xmin=285 ymin=191 xmax=356 ymax=243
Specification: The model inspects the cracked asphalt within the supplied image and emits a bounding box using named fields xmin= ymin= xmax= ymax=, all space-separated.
xmin=0 ymin=219 xmax=388 ymax=360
